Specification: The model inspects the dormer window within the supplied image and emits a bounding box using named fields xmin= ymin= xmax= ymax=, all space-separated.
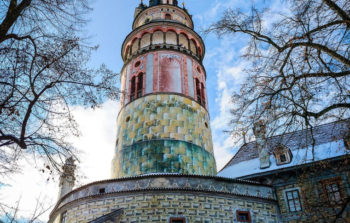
xmin=273 ymin=144 xmax=292 ymax=165
xmin=279 ymin=154 xmax=287 ymax=163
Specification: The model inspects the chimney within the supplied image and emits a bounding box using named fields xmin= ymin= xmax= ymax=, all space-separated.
xmin=57 ymin=157 xmax=76 ymax=200
xmin=253 ymin=120 xmax=270 ymax=169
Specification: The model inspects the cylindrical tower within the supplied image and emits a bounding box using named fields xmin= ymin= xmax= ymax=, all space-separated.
xmin=111 ymin=0 xmax=217 ymax=178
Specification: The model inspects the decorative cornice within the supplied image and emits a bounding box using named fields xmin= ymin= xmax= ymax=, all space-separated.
xmin=121 ymin=20 xmax=205 ymax=61
xmin=132 ymin=4 xmax=193 ymax=30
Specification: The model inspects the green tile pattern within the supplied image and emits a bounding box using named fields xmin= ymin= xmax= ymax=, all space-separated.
xmin=111 ymin=94 xmax=216 ymax=178
xmin=112 ymin=139 xmax=217 ymax=177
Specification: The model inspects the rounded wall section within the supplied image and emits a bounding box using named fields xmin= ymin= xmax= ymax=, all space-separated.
xmin=112 ymin=94 xmax=215 ymax=178
xmin=122 ymin=24 xmax=204 ymax=61
xmin=133 ymin=5 xmax=193 ymax=29
xmin=121 ymin=51 xmax=207 ymax=108
xmin=49 ymin=175 xmax=278 ymax=223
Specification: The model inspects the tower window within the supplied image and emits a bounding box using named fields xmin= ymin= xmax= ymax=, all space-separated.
xmin=137 ymin=73 xmax=143 ymax=98
xmin=165 ymin=13 xmax=172 ymax=20
xmin=195 ymin=78 xmax=206 ymax=107
xmin=134 ymin=61 xmax=141 ymax=68
xmin=130 ymin=73 xmax=144 ymax=101
xmin=195 ymin=79 xmax=201 ymax=105
xmin=130 ymin=76 xmax=136 ymax=101
xmin=99 ymin=188 xmax=105 ymax=194
xmin=236 ymin=211 xmax=251 ymax=222
xmin=201 ymin=83 xmax=206 ymax=107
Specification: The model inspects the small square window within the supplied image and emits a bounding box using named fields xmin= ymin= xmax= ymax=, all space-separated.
xmin=236 ymin=211 xmax=251 ymax=222
xmin=99 ymin=188 xmax=105 ymax=194
xmin=279 ymin=154 xmax=287 ymax=163
xmin=170 ymin=217 xmax=185 ymax=223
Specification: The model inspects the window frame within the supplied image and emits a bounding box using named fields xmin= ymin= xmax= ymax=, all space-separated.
xmin=273 ymin=144 xmax=293 ymax=165
xmin=236 ymin=211 xmax=251 ymax=222
xmin=279 ymin=154 xmax=287 ymax=163
xmin=321 ymin=178 xmax=343 ymax=205
xmin=285 ymin=189 xmax=302 ymax=212
xmin=60 ymin=211 xmax=67 ymax=223
xmin=169 ymin=217 xmax=186 ymax=223
xmin=194 ymin=78 xmax=206 ymax=107
xmin=129 ymin=72 xmax=144 ymax=102
xmin=165 ymin=13 xmax=172 ymax=20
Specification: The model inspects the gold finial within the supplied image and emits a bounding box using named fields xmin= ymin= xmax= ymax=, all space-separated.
xmin=182 ymin=1 xmax=185 ymax=8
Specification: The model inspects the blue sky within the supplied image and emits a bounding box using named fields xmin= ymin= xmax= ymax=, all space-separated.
xmin=85 ymin=0 xmax=255 ymax=166
xmin=0 ymin=0 xmax=288 ymax=221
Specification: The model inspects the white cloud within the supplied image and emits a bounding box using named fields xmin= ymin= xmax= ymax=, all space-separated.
xmin=0 ymin=100 xmax=120 ymax=221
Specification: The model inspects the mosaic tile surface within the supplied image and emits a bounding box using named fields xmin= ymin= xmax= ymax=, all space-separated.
xmin=112 ymin=140 xmax=216 ymax=178
xmin=112 ymin=94 xmax=216 ymax=178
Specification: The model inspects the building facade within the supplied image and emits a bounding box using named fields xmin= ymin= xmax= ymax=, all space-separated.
xmin=219 ymin=120 xmax=350 ymax=222
xmin=49 ymin=1 xmax=279 ymax=223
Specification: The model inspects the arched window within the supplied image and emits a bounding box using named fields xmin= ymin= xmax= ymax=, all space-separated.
xmin=137 ymin=73 xmax=143 ymax=98
xmin=201 ymin=83 xmax=206 ymax=106
xmin=152 ymin=31 xmax=164 ymax=45
xmin=190 ymin=39 xmax=197 ymax=55
xmin=194 ymin=78 xmax=206 ymax=106
xmin=140 ymin=33 xmax=151 ymax=48
xmin=195 ymin=78 xmax=201 ymax=105
xmin=130 ymin=76 xmax=136 ymax=101
xmin=130 ymin=73 xmax=144 ymax=101
xmin=131 ymin=39 xmax=139 ymax=55
xmin=166 ymin=31 xmax=177 ymax=45
xmin=165 ymin=13 xmax=172 ymax=20
xmin=179 ymin=33 xmax=189 ymax=49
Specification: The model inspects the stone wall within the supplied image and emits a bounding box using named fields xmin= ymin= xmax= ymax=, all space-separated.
xmin=49 ymin=175 xmax=278 ymax=223
xmin=274 ymin=171 xmax=350 ymax=222
xmin=51 ymin=191 xmax=278 ymax=223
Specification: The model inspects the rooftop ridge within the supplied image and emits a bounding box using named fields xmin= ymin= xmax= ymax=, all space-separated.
xmin=221 ymin=118 xmax=350 ymax=171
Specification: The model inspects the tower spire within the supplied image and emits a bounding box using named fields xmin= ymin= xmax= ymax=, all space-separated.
xmin=57 ymin=157 xmax=76 ymax=200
